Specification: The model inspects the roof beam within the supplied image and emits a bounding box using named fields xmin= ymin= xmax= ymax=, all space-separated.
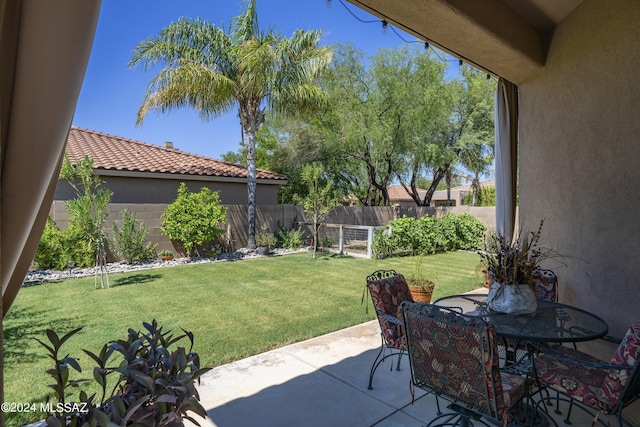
xmin=346 ymin=0 xmax=546 ymax=83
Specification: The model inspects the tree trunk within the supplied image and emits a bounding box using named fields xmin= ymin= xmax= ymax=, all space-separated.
xmin=446 ymin=169 xmax=452 ymax=206
xmin=246 ymin=129 xmax=257 ymax=250
xmin=471 ymin=176 xmax=480 ymax=206
xmin=422 ymin=168 xmax=447 ymax=206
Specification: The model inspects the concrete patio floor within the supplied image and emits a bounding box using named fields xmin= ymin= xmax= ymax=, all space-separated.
xmin=189 ymin=318 xmax=622 ymax=427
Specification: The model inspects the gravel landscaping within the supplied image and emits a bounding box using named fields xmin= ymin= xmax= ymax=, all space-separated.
xmin=24 ymin=247 xmax=304 ymax=285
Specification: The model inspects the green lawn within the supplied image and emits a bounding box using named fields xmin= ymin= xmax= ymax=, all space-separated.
xmin=4 ymin=250 xmax=483 ymax=426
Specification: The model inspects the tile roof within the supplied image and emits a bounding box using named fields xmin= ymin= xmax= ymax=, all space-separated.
xmin=66 ymin=127 xmax=287 ymax=181
xmin=388 ymin=179 xmax=495 ymax=201
xmin=387 ymin=185 xmax=426 ymax=201
xmin=453 ymin=178 xmax=495 ymax=192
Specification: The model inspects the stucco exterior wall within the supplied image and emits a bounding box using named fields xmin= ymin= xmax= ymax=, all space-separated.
xmin=519 ymin=0 xmax=640 ymax=339
xmin=54 ymin=175 xmax=280 ymax=205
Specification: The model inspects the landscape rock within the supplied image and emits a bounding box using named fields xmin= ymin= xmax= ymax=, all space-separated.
xmin=24 ymin=248 xmax=304 ymax=285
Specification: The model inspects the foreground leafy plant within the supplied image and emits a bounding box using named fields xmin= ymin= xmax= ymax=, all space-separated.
xmin=37 ymin=320 xmax=211 ymax=427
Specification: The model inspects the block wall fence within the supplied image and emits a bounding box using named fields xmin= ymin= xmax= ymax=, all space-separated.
xmin=49 ymin=201 xmax=501 ymax=256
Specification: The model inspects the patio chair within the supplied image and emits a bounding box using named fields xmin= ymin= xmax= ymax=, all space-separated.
xmin=533 ymin=269 xmax=558 ymax=302
xmin=363 ymin=269 xmax=413 ymax=390
xmin=532 ymin=322 xmax=640 ymax=427
xmin=401 ymin=301 xmax=529 ymax=426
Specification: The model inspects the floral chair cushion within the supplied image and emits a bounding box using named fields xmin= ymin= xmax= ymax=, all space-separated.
xmin=533 ymin=269 xmax=557 ymax=302
xmin=599 ymin=323 xmax=640 ymax=410
xmin=367 ymin=274 xmax=412 ymax=349
xmin=535 ymin=352 xmax=609 ymax=409
xmin=403 ymin=304 xmax=527 ymax=422
xmin=535 ymin=322 xmax=640 ymax=413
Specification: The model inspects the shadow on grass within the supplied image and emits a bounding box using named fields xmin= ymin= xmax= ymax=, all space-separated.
xmin=111 ymin=273 xmax=162 ymax=287
xmin=22 ymin=279 xmax=64 ymax=288
xmin=3 ymin=305 xmax=86 ymax=364
xmin=315 ymin=252 xmax=353 ymax=260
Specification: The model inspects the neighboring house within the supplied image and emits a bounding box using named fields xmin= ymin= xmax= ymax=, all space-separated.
xmin=387 ymin=185 xmax=427 ymax=207
xmin=56 ymin=126 xmax=287 ymax=204
xmin=431 ymin=179 xmax=496 ymax=207
xmin=388 ymin=180 xmax=494 ymax=207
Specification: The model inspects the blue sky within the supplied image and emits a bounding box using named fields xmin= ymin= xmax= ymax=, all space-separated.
xmin=73 ymin=0 xmax=455 ymax=160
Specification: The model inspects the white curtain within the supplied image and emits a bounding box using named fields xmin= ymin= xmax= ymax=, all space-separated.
xmin=0 ymin=0 xmax=101 ymax=411
xmin=494 ymin=78 xmax=519 ymax=243
xmin=1 ymin=0 xmax=101 ymax=314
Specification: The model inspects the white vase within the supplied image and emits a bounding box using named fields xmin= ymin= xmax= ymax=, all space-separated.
xmin=487 ymin=282 xmax=538 ymax=315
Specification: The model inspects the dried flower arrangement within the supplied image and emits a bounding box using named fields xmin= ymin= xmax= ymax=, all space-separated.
xmin=480 ymin=220 xmax=558 ymax=288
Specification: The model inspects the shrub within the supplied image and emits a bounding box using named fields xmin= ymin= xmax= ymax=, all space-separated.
xmin=111 ymin=209 xmax=157 ymax=263
xmin=433 ymin=213 xmax=458 ymax=252
xmin=34 ymin=217 xmax=66 ymax=270
xmin=256 ymin=223 xmax=277 ymax=248
xmin=277 ymin=227 xmax=305 ymax=249
xmin=34 ymin=217 xmax=97 ymax=270
xmin=462 ymin=185 xmax=496 ymax=206
xmin=61 ymin=224 xmax=96 ymax=268
xmin=386 ymin=216 xmax=423 ymax=255
xmin=161 ymin=183 xmax=227 ymax=256
xmin=372 ymin=213 xmax=486 ymax=258
xmin=451 ymin=212 xmax=486 ymax=250
xmin=320 ymin=236 xmax=334 ymax=248
xmin=372 ymin=230 xmax=396 ymax=259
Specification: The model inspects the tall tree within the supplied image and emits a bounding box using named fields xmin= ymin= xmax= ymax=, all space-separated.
xmin=319 ymin=44 xmax=449 ymax=206
xmin=407 ymin=66 xmax=496 ymax=206
xmin=129 ymin=0 xmax=332 ymax=248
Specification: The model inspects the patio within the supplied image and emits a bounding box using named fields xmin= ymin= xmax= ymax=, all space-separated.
xmin=190 ymin=299 xmax=620 ymax=426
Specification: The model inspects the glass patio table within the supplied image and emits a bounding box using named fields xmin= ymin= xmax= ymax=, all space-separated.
xmin=433 ymin=293 xmax=609 ymax=344
xmin=434 ymin=293 xmax=610 ymax=426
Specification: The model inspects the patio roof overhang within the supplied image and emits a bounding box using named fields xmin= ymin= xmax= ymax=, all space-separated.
xmin=345 ymin=0 xmax=584 ymax=84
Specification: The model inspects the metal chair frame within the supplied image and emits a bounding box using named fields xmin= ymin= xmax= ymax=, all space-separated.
xmin=402 ymin=301 xmax=529 ymax=426
xmin=364 ymin=269 xmax=411 ymax=390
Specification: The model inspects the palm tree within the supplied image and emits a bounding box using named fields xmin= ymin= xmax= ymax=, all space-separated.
xmin=129 ymin=0 xmax=332 ymax=248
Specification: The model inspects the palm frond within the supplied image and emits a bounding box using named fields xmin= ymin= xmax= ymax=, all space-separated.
xmin=130 ymin=0 xmax=332 ymax=134
xmin=231 ymin=0 xmax=259 ymax=42
xmin=136 ymin=65 xmax=236 ymax=123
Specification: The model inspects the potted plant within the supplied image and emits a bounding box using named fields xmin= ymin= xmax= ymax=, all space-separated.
xmin=406 ymin=258 xmax=435 ymax=303
xmin=407 ymin=274 xmax=435 ymax=303
xmin=480 ymin=220 xmax=556 ymax=315
xmin=256 ymin=223 xmax=276 ymax=255
xmin=159 ymin=249 xmax=174 ymax=261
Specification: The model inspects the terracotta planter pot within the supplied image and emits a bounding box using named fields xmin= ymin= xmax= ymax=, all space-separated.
xmin=408 ymin=281 xmax=435 ymax=303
